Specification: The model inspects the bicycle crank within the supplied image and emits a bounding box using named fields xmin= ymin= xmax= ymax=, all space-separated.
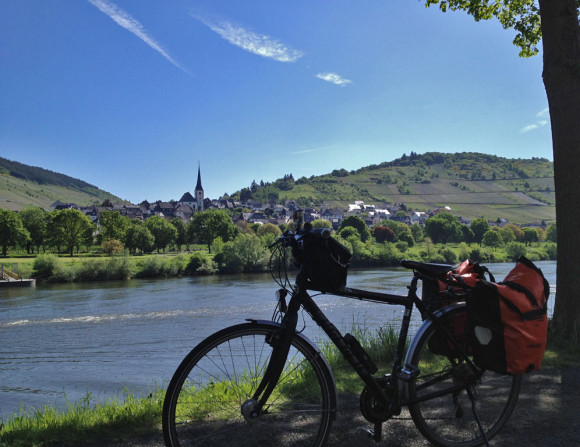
xmin=360 ymin=376 xmax=396 ymax=423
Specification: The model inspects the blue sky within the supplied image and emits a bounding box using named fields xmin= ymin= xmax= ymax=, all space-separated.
xmin=0 ymin=1 xmax=551 ymax=204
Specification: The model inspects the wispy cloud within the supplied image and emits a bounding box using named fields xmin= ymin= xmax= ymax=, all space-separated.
xmin=191 ymin=14 xmax=303 ymax=63
xmin=520 ymin=107 xmax=550 ymax=133
xmin=291 ymin=145 xmax=335 ymax=155
xmin=520 ymin=124 xmax=539 ymax=133
xmin=87 ymin=0 xmax=186 ymax=72
xmin=316 ymin=72 xmax=352 ymax=87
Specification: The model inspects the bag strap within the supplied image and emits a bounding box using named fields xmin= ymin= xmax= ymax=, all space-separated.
xmin=479 ymin=265 xmax=495 ymax=283
xmin=501 ymin=280 xmax=539 ymax=308
xmin=497 ymin=293 xmax=547 ymax=320
xmin=497 ymin=281 xmax=547 ymax=320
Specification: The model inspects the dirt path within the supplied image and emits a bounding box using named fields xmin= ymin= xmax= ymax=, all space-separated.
xmin=96 ymin=367 xmax=579 ymax=447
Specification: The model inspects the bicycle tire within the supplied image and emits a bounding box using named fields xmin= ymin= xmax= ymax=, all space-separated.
xmin=162 ymin=321 xmax=336 ymax=447
xmin=407 ymin=304 xmax=521 ymax=447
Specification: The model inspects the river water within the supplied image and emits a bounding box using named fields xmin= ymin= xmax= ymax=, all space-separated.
xmin=0 ymin=261 xmax=556 ymax=418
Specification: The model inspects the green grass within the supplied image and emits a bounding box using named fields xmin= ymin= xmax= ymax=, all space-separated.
xmin=0 ymin=389 xmax=164 ymax=447
xmin=315 ymin=324 xmax=402 ymax=394
xmin=542 ymin=325 xmax=580 ymax=368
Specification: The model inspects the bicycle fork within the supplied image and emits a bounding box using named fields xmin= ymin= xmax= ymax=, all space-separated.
xmin=243 ymin=293 xmax=301 ymax=420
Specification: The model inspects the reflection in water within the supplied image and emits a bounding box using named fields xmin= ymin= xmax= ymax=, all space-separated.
xmin=0 ymin=262 xmax=556 ymax=417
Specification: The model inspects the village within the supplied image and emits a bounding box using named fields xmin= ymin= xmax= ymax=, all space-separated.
xmin=50 ymin=165 xmax=470 ymax=231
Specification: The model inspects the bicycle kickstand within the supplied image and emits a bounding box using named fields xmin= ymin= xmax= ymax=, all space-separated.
xmin=466 ymin=386 xmax=490 ymax=447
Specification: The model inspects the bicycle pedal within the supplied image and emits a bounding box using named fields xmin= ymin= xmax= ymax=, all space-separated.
xmin=360 ymin=426 xmax=375 ymax=438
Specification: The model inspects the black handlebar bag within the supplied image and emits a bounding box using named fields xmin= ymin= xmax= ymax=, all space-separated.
xmin=293 ymin=233 xmax=352 ymax=292
xmin=467 ymin=256 xmax=549 ymax=375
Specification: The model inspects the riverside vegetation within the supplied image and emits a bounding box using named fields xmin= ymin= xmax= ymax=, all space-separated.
xmin=1 ymin=323 xmax=577 ymax=447
xmin=1 ymin=209 xmax=557 ymax=282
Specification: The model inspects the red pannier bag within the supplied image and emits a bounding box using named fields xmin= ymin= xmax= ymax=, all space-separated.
xmin=422 ymin=259 xmax=494 ymax=316
xmin=467 ymin=256 xmax=549 ymax=375
xmin=425 ymin=260 xmax=494 ymax=357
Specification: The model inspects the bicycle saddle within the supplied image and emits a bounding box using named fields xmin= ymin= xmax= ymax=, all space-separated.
xmin=400 ymin=260 xmax=453 ymax=279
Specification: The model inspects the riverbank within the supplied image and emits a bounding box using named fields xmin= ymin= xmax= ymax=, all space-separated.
xmin=2 ymin=363 xmax=578 ymax=447
xmin=2 ymin=238 xmax=557 ymax=285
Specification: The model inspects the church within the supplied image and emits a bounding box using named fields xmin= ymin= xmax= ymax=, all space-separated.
xmin=178 ymin=165 xmax=204 ymax=212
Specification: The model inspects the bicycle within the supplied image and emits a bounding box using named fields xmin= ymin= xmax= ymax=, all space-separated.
xmin=162 ymin=212 xmax=521 ymax=447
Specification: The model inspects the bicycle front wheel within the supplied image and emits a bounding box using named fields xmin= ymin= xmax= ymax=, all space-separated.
xmin=162 ymin=321 xmax=336 ymax=447
xmin=407 ymin=305 xmax=521 ymax=447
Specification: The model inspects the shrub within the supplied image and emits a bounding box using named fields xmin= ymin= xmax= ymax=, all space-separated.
xmin=525 ymin=251 xmax=541 ymax=261
xmin=186 ymin=253 xmax=218 ymax=275
xmin=197 ymin=257 xmax=218 ymax=274
xmin=376 ymin=243 xmax=403 ymax=266
xmin=76 ymin=259 xmax=109 ymax=281
xmin=168 ymin=254 xmax=189 ymax=276
xmin=136 ymin=256 xmax=171 ymax=278
xmin=439 ymin=247 xmax=457 ymax=264
xmin=102 ymin=239 xmax=124 ymax=256
xmin=338 ymin=227 xmax=360 ymax=240
xmin=468 ymin=247 xmax=493 ymax=263
xmin=395 ymin=241 xmax=408 ymax=253
xmin=422 ymin=252 xmax=446 ymax=263
xmin=505 ymin=242 xmax=527 ymax=261
xmin=33 ymin=255 xmax=62 ymax=279
xmin=106 ymin=256 xmax=134 ymax=279
xmin=74 ymin=256 xmax=134 ymax=281
xmin=186 ymin=252 xmax=205 ymax=274
xmin=544 ymin=242 xmax=557 ymax=260
xmin=218 ymin=234 xmax=269 ymax=273
xmin=458 ymin=242 xmax=470 ymax=261
xmin=528 ymin=248 xmax=549 ymax=261
xmin=50 ymin=265 xmax=76 ymax=282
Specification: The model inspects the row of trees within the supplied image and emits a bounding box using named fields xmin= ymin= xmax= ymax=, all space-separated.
xmin=0 ymin=206 xmax=555 ymax=259
xmin=336 ymin=214 xmax=556 ymax=249
xmin=0 ymin=207 xmax=243 ymax=257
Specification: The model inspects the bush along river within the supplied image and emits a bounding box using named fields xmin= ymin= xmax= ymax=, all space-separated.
xmin=0 ymin=261 xmax=556 ymax=419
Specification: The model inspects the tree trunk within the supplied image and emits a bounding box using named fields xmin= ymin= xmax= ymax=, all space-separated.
xmin=539 ymin=0 xmax=580 ymax=342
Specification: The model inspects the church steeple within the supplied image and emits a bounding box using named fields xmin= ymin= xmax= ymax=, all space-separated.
xmin=195 ymin=163 xmax=204 ymax=211
xmin=195 ymin=163 xmax=203 ymax=192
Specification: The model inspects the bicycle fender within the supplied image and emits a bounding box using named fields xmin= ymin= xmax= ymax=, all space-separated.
xmin=401 ymin=303 xmax=467 ymax=398
xmin=246 ymin=319 xmax=338 ymax=411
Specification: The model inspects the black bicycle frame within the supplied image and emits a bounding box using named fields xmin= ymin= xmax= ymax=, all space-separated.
xmin=252 ymin=269 xmax=479 ymax=415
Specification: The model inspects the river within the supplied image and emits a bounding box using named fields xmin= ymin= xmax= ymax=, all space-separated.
xmin=0 ymin=261 xmax=556 ymax=418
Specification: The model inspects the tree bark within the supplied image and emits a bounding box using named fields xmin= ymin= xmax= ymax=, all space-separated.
xmin=539 ymin=0 xmax=580 ymax=341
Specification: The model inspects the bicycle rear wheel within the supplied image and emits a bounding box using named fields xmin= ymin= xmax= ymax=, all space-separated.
xmin=162 ymin=321 xmax=336 ymax=447
xmin=407 ymin=305 xmax=521 ymax=447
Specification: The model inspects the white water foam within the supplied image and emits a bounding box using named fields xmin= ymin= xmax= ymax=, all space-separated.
xmin=0 ymin=309 xmax=205 ymax=328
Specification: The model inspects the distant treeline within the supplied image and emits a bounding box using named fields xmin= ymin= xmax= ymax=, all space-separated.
xmin=0 ymin=156 xmax=97 ymax=190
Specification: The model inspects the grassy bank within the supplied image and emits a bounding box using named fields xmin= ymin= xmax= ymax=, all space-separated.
xmin=2 ymin=324 xmax=576 ymax=447
xmin=1 ymin=239 xmax=557 ymax=284
xmin=0 ymin=389 xmax=164 ymax=447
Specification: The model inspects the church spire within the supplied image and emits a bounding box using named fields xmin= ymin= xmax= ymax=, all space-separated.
xmin=195 ymin=163 xmax=203 ymax=192
xmin=195 ymin=163 xmax=204 ymax=211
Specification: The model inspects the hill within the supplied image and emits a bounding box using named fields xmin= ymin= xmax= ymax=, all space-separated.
xmin=0 ymin=153 xmax=555 ymax=225
xmin=0 ymin=157 xmax=122 ymax=211
xmin=230 ymin=152 xmax=555 ymax=225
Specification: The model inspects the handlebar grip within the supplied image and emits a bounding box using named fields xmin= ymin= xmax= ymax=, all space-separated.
xmin=307 ymin=228 xmax=332 ymax=239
